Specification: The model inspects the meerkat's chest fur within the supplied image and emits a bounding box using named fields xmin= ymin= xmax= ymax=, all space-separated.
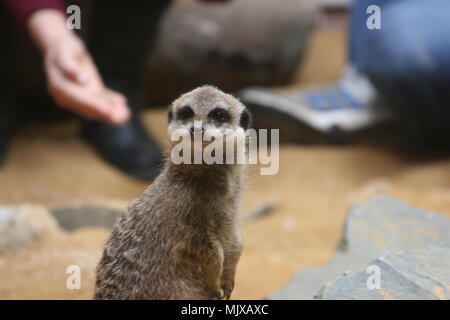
xmin=94 ymin=164 xmax=244 ymax=300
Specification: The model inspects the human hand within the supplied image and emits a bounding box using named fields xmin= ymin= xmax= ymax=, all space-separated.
xmin=44 ymin=35 xmax=130 ymax=124
xmin=28 ymin=10 xmax=130 ymax=125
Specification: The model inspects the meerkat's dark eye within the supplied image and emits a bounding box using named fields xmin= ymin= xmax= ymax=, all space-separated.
xmin=240 ymin=109 xmax=251 ymax=130
xmin=209 ymin=108 xmax=230 ymax=123
xmin=168 ymin=110 xmax=173 ymax=123
xmin=177 ymin=106 xmax=194 ymax=121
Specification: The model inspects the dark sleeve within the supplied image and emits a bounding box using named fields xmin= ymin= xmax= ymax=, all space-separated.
xmin=3 ymin=0 xmax=66 ymax=28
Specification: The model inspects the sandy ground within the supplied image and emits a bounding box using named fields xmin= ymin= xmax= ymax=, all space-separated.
xmin=0 ymin=28 xmax=449 ymax=300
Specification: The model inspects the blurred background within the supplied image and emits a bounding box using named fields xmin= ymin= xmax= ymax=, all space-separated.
xmin=0 ymin=0 xmax=449 ymax=300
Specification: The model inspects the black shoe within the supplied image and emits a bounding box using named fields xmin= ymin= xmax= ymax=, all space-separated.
xmin=0 ymin=131 xmax=8 ymax=166
xmin=0 ymin=121 xmax=17 ymax=166
xmin=0 ymin=96 xmax=19 ymax=166
xmin=80 ymin=116 xmax=163 ymax=180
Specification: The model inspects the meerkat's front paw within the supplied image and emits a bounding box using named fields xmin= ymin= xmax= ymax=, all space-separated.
xmin=204 ymin=283 xmax=223 ymax=300
xmin=220 ymin=279 xmax=235 ymax=300
xmin=207 ymin=289 xmax=222 ymax=300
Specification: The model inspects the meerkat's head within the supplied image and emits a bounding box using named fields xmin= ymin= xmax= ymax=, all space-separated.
xmin=168 ymin=86 xmax=251 ymax=136
xmin=167 ymin=86 xmax=252 ymax=166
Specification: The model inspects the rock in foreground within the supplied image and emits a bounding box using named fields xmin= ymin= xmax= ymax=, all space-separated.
xmin=269 ymin=196 xmax=450 ymax=300
xmin=316 ymin=244 xmax=450 ymax=300
xmin=0 ymin=205 xmax=60 ymax=252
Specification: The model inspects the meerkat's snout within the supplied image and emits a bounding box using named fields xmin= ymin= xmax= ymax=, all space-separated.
xmin=189 ymin=125 xmax=204 ymax=136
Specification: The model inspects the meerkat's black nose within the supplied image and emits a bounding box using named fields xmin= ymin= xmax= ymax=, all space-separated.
xmin=190 ymin=126 xmax=205 ymax=135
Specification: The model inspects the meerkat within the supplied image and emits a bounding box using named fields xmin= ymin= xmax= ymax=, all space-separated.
xmin=94 ymin=86 xmax=251 ymax=300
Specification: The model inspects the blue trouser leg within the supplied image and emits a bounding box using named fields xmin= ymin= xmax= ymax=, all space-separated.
xmin=349 ymin=0 xmax=450 ymax=140
xmin=348 ymin=0 xmax=391 ymax=71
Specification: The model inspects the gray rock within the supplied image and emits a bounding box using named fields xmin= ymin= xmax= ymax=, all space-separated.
xmin=146 ymin=0 xmax=317 ymax=104
xmin=0 ymin=204 xmax=121 ymax=251
xmin=49 ymin=206 xmax=121 ymax=231
xmin=319 ymin=0 xmax=352 ymax=8
xmin=269 ymin=196 xmax=450 ymax=299
xmin=316 ymin=244 xmax=450 ymax=300
xmin=0 ymin=205 xmax=60 ymax=252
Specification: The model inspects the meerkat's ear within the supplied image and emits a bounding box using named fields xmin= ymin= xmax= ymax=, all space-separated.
xmin=240 ymin=108 xmax=252 ymax=130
